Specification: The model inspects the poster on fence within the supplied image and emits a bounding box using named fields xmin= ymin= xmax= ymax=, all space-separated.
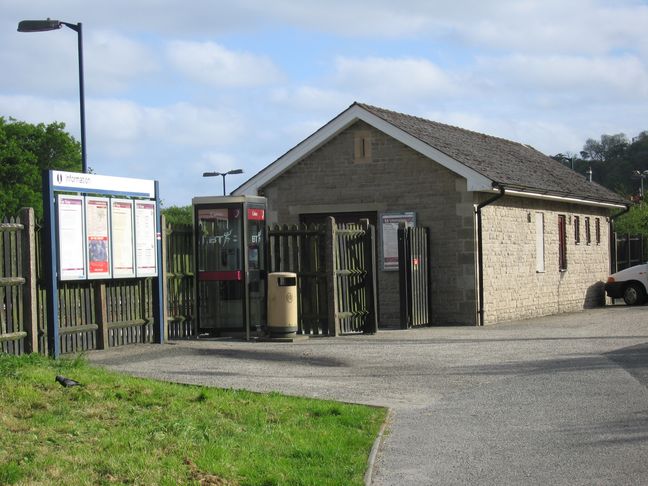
xmin=135 ymin=200 xmax=158 ymax=277
xmin=85 ymin=197 xmax=111 ymax=279
xmin=380 ymin=211 xmax=416 ymax=271
xmin=110 ymin=199 xmax=136 ymax=278
xmin=57 ymin=195 xmax=86 ymax=280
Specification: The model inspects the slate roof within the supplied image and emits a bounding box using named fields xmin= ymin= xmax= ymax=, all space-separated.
xmin=357 ymin=103 xmax=628 ymax=206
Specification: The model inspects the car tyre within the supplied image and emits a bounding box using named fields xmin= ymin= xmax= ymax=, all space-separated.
xmin=623 ymin=283 xmax=646 ymax=306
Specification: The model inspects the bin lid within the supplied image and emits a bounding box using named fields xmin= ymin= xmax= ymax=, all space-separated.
xmin=268 ymin=272 xmax=297 ymax=278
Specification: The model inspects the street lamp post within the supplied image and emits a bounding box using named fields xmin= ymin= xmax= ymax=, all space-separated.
xmin=18 ymin=19 xmax=88 ymax=173
xmin=632 ymin=170 xmax=648 ymax=199
xmin=203 ymin=169 xmax=244 ymax=196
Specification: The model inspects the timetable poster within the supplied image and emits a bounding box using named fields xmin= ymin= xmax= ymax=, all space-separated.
xmin=110 ymin=199 xmax=136 ymax=278
xmin=85 ymin=197 xmax=111 ymax=279
xmin=57 ymin=195 xmax=86 ymax=280
xmin=135 ymin=201 xmax=158 ymax=277
xmin=380 ymin=212 xmax=416 ymax=271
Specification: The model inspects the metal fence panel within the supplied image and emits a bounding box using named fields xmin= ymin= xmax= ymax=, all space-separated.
xmin=398 ymin=225 xmax=432 ymax=328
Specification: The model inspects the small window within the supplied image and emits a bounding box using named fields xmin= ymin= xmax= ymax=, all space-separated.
xmin=574 ymin=216 xmax=580 ymax=244
xmin=558 ymin=215 xmax=568 ymax=271
xmin=536 ymin=213 xmax=545 ymax=272
xmin=354 ymin=130 xmax=372 ymax=163
xmin=595 ymin=218 xmax=601 ymax=245
xmin=585 ymin=217 xmax=591 ymax=245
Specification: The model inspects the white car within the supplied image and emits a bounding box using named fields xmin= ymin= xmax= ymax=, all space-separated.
xmin=605 ymin=263 xmax=648 ymax=305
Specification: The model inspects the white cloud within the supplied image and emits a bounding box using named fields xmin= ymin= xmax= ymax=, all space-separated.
xmin=167 ymin=41 xmax=283 ymax=88
xmin=89 ymin=99 xmax=246 ymax=153
xmin=86 ymin=31 xmax=158 ymax=93
xmin=271 ymin=86 xmax=349 ymax=112
xmin=331 ymin=56 xmax=460 ymax=104
xmin=476 ymin=54 xmax=648 ymax=101
xmin=0 ymin=95 xmax=80 ymax=132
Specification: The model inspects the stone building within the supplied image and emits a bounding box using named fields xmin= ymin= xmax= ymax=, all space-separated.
xmin=234 ymin=103 xmax=628 ymax=326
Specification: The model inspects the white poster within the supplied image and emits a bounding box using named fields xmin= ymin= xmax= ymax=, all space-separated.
xmin=380 ymin=212 xmax=416 ymax=271
xmin=135 ymin=201 xmax=158 ymax=277
xmin=57 ymin=195 xmax=86 ymax=280
xmin=111 ymin=199 xmax=136 ymax=278
xmin=85 ymin=197 xmax=111 ymax=279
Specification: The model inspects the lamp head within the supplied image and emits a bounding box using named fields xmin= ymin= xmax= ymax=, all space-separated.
xmin=18 ymin=19 xmax=62 ymax=32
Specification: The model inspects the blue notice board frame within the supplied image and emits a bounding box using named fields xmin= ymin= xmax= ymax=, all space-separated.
xmin=42 ymin=170 xmax=165 ymax=357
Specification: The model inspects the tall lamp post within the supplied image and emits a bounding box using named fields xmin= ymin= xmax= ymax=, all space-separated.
xmin=18 ymin=19 xmax=88 ymax=173
xmin=203 ymin=169 xmax=244 ymax=196
xmin=632 ymin=170 xmax=648 ymax=199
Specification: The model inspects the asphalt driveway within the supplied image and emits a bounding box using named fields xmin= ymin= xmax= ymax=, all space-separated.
xmin=88 ymin=306 xmax=648 ymax=485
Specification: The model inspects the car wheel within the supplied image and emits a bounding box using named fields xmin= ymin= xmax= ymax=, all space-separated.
xmin=623 ymin=283 xmax=646 ymax=306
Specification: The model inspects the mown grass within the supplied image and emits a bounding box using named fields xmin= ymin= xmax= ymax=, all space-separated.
xmin=0 ymin=353 xmax=386 ymax=485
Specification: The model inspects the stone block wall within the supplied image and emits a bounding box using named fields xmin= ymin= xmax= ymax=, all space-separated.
xmin=261 ymin=121 xmax=477 ymax=326
xmin=480 ymin=196 xmax=610 ymax=324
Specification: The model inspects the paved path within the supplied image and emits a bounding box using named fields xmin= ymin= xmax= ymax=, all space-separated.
xmin=88 ymin=306 xmax=648 ymax=485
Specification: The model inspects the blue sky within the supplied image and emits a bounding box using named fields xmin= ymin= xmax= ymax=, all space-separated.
xmin=1 ymin=0 xmax=647 ymax=206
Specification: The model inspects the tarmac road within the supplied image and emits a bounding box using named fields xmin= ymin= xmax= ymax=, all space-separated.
xmin=88 ymin=306 xmax=648 ymax=485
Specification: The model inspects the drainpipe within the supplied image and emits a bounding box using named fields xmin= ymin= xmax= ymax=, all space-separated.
xmin=609 ymin=204 xmax=632 ymax=273
xmin=475 ymin=183 xmax=505 ymax=326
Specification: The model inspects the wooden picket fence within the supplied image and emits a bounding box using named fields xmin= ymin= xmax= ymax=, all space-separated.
xmin=1 ymin=209 xmax=378 ymax=356
xmin=268 ymin=222 xmax=328 ymax=334
xmin=268 ymin=217 xmax=377 ymax=335
xmin=333 ymin=221 xmax=378 ymax=334
xmin=164 ymin=223 xmax=196 ymax=338
xmin=0 ymin=208 xmax=197 ymax=356
xmin=0 ymin=213 xmax=29 ymax=355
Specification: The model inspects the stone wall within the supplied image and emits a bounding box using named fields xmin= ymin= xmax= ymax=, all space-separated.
xmin=480 ymin=196 xmax=610 ymax=324
xmin=260 ymin=121 xmax=478 ymax=326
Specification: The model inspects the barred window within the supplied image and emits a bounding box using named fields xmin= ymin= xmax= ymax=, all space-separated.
xmin=558 ymin=215 xmax=567 ymax=271
xmin=595 ymin=218 xmax=601 ymax=245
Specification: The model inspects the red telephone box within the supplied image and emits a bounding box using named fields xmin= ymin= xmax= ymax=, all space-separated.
xmin=192 ymin=196 xmax=266 ymax=339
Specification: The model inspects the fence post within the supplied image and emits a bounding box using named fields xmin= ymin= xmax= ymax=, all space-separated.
xmin=161 ymin=215 xmax=169 ymax=341
xmin=19 ymin=208 xmax=38 ymax=353
xmin=398 ymin=222 xmax=410 ymax=329
xmin=95 ymin=282 xmax=109 ymax=349
xmin=325 ymin=217 xmax=339 ymax=336
xmin=360 ymin=219 xmax=378 ymax=333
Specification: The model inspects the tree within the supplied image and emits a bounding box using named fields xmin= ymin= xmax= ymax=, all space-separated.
xmin=580 ymin=133 xmax=629 ymax=162
xmin=0 ymin=117 xmax=81 ymax=219
xmin=614 ymin=203 xmax=648 ymax=238
xmin=161 ymin=205 xmax=192 ymax=225
xmin=553 ymin=131 xmax=648 ymax=197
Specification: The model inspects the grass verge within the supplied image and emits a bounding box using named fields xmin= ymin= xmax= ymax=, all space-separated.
xmin=0 ymin=353 xmax=387 ymax=485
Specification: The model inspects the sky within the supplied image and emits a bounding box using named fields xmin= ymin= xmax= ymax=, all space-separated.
xmin=1 ymin=0 xmax=647 ymax=206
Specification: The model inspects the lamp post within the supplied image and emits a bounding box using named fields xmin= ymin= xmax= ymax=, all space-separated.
xmin=557 ymin=154 xmax=575 ymax=170
xmin=203 ymin=169 xmax=244 ymax=196
xmin=18 ymin=19 xmax=88 ymax=173
xmin=632 ymin=170 xmax=648 ymax=199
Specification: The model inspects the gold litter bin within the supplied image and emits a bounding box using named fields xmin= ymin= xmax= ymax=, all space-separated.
xmin=267 ymin=272 xmax=298 ymax=337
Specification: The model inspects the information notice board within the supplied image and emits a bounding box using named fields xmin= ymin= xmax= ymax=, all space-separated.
xmin=56 ymin=195 xmax=157 ymax=281
xmin=44 ymin=169 xmax=164 ymax=357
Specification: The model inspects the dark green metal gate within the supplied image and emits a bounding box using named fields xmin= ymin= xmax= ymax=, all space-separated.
xmin=398 ymin=225 xmax=432 ymax=328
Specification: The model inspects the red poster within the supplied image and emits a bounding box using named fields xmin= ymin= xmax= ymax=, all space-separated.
xmin=85 ymin=197 xmax=111 ymax=279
